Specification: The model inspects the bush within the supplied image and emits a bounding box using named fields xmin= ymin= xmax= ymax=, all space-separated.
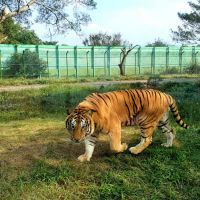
xmin=162 ymin=67 xmax=179 ymax=74
xmin=185 ymin=63 xmax=200 ymax=74
xmin=4 ymin=49 xmax=47 ymax=78
xmin=147 ymin=75 xmax=162 ymax=88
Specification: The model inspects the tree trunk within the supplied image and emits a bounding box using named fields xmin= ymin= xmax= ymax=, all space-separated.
xmin=118 ymin=63 xmax=125 ymax=76
xmin=118 ymin=46 xmax=135 ymax=76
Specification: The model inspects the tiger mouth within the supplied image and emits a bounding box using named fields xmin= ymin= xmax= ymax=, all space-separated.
xmin=71 ymin=137 xmax=85 ymax=143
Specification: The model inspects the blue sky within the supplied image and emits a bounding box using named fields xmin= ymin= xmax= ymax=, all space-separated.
xmin=33 ymin=0 xmax=191 ymax=46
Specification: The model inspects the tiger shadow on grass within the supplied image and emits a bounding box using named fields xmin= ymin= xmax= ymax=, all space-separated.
xmin=0 ymin=122 xmax=185 ymax=172
xmin=0 ymin=127 xmax=143 ymax=169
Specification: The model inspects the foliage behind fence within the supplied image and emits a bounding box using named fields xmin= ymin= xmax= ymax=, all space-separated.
xmin=0 ymin=44 xmax=200 ymax=78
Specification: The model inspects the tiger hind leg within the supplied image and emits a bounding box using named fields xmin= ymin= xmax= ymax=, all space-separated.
xmin=158 ymin=113 xmax=175 ymax=147
xmin=129 ymin=126 xmax=154 ymax=155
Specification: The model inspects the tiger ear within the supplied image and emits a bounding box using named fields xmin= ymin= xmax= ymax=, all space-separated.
xmin=87 ymin=109 xmax=96 ymax=116
xmin=66 ymin=107 xmax=74 ymax=115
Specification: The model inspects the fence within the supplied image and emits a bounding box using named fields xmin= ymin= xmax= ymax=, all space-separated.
xmin=0 ymin=44 xmax=200 ymax=78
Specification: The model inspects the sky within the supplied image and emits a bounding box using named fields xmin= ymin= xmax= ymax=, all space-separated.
xmin=32 ymin=0 xmax=191 ymax=46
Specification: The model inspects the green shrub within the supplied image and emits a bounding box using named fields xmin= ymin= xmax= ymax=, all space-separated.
xmin=162 ymin=67 xmax=179 ymax=74
xmin=185 ymin=63 xmax=200 ymax=74
xmin=4 ymin=49 xmax=47 ymax=78
xmin=147 ymin=75 xmax=162 ymax=87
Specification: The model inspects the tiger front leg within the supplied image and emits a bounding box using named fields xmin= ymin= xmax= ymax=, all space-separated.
xmin=109 ymin=126 xmax=128 ymax=153
xmin=78 ymin=136 xmax=96 ymax=162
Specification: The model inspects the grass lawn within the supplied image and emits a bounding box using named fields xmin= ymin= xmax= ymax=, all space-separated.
xmin=0 ymin=81 xmax=200 ymax=200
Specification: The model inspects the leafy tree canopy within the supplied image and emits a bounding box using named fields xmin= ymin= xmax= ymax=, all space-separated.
xmin=83 ymin=32 xmax=129 ymax=46
xmin=42 ymin=41 xmax=58 ymax=45
xmin=145 ymin=38 xmax=168 ymax=47
xmin=172 ymin=0 xmax=200 ymax=43
xmin=0 ymin=18 xmax=42 ymax=44
xmin=0 ymin=0 xmax=96 ymax=35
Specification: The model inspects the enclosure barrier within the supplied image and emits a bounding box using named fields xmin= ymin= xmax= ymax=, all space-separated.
xmin=0 ymin=44 xmax=200 ymax=78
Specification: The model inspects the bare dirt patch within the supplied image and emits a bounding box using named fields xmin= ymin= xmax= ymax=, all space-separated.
xmin=0 ymin=84 xmax=48 ymax=92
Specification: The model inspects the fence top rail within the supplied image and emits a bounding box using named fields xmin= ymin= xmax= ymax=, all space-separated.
xmin=0 ymin=44 xmax=199 ymax=49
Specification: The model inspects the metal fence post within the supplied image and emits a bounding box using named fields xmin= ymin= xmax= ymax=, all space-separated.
xmin=86 ymin=50 xmax=90 ymax=76
xmin=194 ymin=51 xmax=199 ymax=74
xmin=134 ymin=51 xmax=137 ymax=75
xmin=137 ymin=47 xmax=141 ymax=74
xmin=0 ymin=50 xmax=2 ymax=79
xmin=22 ymin=50 xmax=25 ymax=78
xmin=56 ymin=45 xmax=60 ymax=78
xmin=107 ymin=46 xmax=111 ymax=76
xmin=66 ymin=51 xmax=69 ymax=77
xmin=151 ymin=47 xmax=155 ymax=75
xmin=166 ymin=47 xmax=169 ymax=72
xmin=46 ymin=50 xmax=49 ymax=78
xmin=120 ymin=50 xmax=123 ymax=75
xmin=14 ymin=45 xmax=18 ymax=53
xmin=195 ymin=51 xmax=199 ymax=66
xmin=74 ymin=46 xmax=78 ymax=78
xmin=36 ymin=45 xmax=41 ymax=78
xmin=36 ymin=45 xmax=39 ymax=54
xmin=104 ymin=49 xmax=108 ymax=76
xmin=179 ymin=46 xmax=184 ymax=73
xmin=91 ymin=46 xmax=95 ymax=77
xmin=192 ymin=46 xmax=196 ymax=65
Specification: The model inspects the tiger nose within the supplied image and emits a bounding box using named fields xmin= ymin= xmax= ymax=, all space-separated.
xmin=73 ymin=138 xmax=80 ymax=143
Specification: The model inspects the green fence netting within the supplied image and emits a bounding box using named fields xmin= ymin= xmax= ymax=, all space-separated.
xmin=0 ymin=44 xmax=199 ymax=78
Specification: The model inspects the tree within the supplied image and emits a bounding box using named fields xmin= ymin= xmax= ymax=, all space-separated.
xmin=43 ymin=41 xmax=58 ymax=45
xmin=83 ymin=32 xmax=128 ymax=46
xmin=0 ymin=18 xmax=42 ymax=44
xmin=146 ymin=38 xmax=168 ymax=47
xmin=118 ymin=45 xmax=139 ymax=76
xmin=0 ymin=0 xmax=96 ymax=34
xmin=172 ymin=0 xmax=200 ymax=43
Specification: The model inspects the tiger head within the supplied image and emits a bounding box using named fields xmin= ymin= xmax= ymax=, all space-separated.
xmin=65 ymin=108 xmax=95 ymax=143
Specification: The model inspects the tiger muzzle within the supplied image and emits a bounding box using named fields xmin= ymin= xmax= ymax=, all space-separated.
xmin=71 ymin=133 xmax=86 ymax=143
xmin=72 ymin=138 xmax=82 ymax=143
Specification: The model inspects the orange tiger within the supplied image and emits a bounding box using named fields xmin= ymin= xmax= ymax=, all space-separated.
xmin=66 ymin=89 xmax=188 ymax=162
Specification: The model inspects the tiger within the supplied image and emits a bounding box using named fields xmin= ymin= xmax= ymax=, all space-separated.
xmin=65 ymin=89 xmax=188 ymax=162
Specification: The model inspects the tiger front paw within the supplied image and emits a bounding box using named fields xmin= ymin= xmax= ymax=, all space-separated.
xmin=77 ymin=154 xmax=90 ymax=162
xmin=121 ymin=143 xmax=128 ymax=152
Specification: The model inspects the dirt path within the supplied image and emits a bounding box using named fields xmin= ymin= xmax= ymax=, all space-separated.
xmin=0 ymin=78 xmax=199 ymax=92
xmin=0 ymin=80 xmax=147 ymax=92
xmin=0 ymin=84 xmax=48 ymax=92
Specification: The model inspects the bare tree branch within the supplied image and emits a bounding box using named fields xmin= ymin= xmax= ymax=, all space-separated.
xmin=0 ymin=0 xmax=96 ymax=35
xmin=34 ymin=1 xmax=75 ymax=32
xmin=0 ymin=0 xmax=36 ymax=23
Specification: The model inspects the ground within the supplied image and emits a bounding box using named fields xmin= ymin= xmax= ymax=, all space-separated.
xmin=0 ymin=79 xmax=200 ymax=200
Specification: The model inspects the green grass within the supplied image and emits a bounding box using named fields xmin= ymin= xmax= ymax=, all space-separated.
xmin=0 ymin=81 xmax=200 ymax=200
